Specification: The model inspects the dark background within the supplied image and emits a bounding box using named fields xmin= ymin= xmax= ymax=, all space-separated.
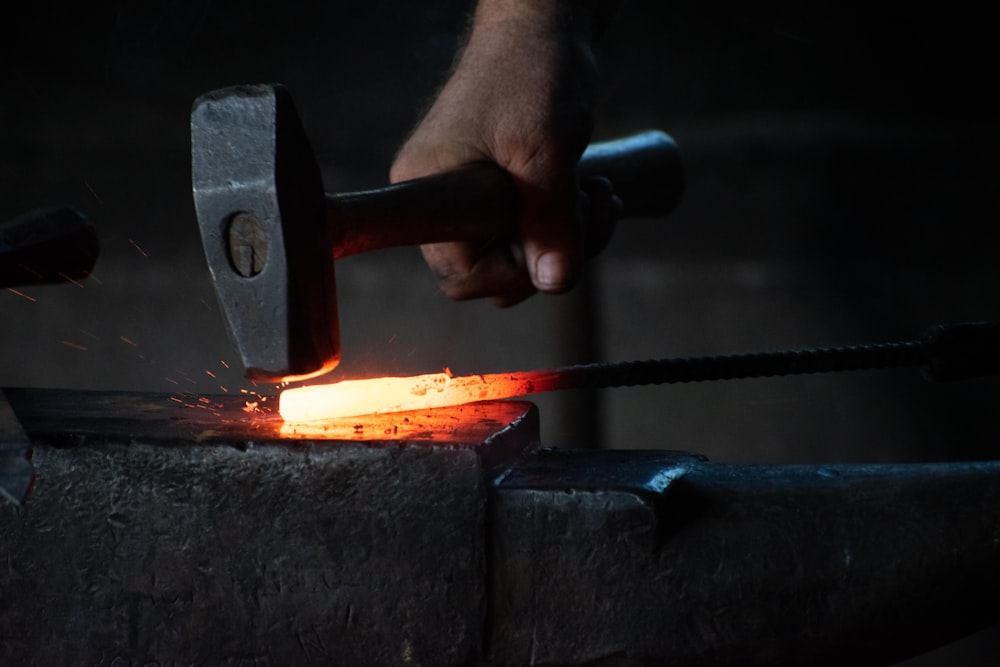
xmin=2 ymin=2 xmax=999 ymax=663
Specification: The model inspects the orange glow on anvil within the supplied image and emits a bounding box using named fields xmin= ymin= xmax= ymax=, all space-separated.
xmin=279 ymin=369 xmax=560 ymax=423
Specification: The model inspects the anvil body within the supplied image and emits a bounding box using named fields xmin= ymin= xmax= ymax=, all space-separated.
xmin=1 ymin=388 xmax=999 ymax=666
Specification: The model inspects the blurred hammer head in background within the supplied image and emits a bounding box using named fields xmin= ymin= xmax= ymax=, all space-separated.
xmin=0 ymin=207 xmax=98 ymax=290
xmin=1 ymin=205 xmax=97 ymax=505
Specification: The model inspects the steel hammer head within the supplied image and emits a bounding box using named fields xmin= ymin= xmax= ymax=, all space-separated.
xmin=191 ymin=84 xmax=339 ymax=383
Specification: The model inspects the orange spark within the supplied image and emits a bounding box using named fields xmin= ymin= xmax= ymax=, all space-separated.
xmin=83 ymin=180 xmax=104 ymax=205
xmin=129 ymin=239 xmax=148 ymax=257
xmin=205 ymin=370 xmax=216 ymax=379
xmin=58 ymin=272 xmax=85 ymax=288
xmin=17 ymin=263 xmax=44 ymax=279
xmin=7 ymin=288 xmax=36 ymax=302
xmin=61 ymin=340 xmax=88 ymax=351
xmin=279 ymin=369 xmax=565 ymax=422
xmin=220 ymin=360 xmax=230 ymax=369
xmin=120 ymin=336 xmax=137 ymax=346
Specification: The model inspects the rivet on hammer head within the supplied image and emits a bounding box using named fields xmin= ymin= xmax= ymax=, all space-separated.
xmin=227 ymin=212 xmax=268 ymax=277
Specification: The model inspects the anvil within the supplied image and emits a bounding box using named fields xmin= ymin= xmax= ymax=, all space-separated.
xmin=2 ymin=387 xmax=999 ymax=666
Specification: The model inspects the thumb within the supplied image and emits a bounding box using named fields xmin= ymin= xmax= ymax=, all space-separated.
xmin=516 ymin=161 xmax=584 ymax=294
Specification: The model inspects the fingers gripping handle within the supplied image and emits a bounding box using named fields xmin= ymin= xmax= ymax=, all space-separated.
xmin=328 ymin=130 xmax=682 ymax=259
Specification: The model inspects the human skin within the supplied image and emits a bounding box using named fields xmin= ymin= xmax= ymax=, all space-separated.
xmin=390 ymin=0 xmax=621 ymax=306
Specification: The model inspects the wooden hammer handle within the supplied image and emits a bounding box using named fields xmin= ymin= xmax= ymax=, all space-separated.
xmin=327 ymin=130 xmax=682 ymax=259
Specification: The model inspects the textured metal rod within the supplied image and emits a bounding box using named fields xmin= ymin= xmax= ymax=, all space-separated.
xmin=533 ymin=341 xmax=930 ymax=391
xmin=280 ymin=322 xmax=1000 ymax=422
xmin=527 ymin=321 xmax=1000 ymax=392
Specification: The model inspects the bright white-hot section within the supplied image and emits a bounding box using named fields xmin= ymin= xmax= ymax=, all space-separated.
xmin=278 ymin=369 xmax=558 ymax=422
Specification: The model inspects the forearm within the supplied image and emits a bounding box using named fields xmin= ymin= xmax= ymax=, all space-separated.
xmin=471 ymin=0 xmax=621 ymax=43
xmin=473 ymin=0 xmax=621 ymax=42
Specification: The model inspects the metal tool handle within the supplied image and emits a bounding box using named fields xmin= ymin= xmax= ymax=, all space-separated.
xmin=327 ymin=130 xmax=682 ymax=259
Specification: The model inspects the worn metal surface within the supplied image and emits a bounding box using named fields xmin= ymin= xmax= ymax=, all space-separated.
xmin=490 ymin=449 xmax=1000 ymax=666
xmin=3 ymin=387 xmax=537 ymax=459
xmin=0 ymin=390 xmax=538 ymax=666
xmin=4 ymin=389 xmax=1000 ymax=665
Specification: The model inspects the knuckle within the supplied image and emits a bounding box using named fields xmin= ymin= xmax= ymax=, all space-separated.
xmin=438 ymin=278 xmax=476 ymax=301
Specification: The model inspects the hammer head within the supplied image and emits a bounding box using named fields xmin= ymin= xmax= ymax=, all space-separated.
xmin=191 ymin=84 xmax=339 ymax=383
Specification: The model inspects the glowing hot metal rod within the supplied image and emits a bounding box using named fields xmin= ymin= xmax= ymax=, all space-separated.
xmin=278 ymin=322 xmax=1000 ymax=423
xmin=279 ymin=370 xmax=560 ymax=422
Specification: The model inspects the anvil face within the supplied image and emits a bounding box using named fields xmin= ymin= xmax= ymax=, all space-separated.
xmin=5 ymin=388 xmax=999 ymax=665
xmin=4 ymin=387 xmax=538 ymax=451
xmin=1 ymin=388 xmax=538 ymax=665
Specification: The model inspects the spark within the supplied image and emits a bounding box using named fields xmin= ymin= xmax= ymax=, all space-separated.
xmin=173 ymin=370 xmax=197 ymax=385
xmin=83 ymin=180 xmax=104 ymax=205
xmin=61 ymin=340 xmax=88 ymax=351
xmin=7 ymin=288 xmax=35 ymax=302
xmin=17 ymin=263 xmax=43 ymax=279
xmin=220 ymin=360 xmax=229 ymax=369
xmin=120 ymin=336 xmax=137 ymax=346
xmin=58 ymin=272 xmax=85 ymax=288
xmin=164 ymin=377 xmax=179 ymax=385
xmin=219 ymin=386 xmax=228 ymax=393
xmin=205 ymin=370 xmax=216 ymax=379
xmin=128 ymin=239 xmax=148 ymax=257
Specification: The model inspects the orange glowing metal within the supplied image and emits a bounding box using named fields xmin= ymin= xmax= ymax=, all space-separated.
xmin=279 ymin=369 xmax=567 ymax=423
xmin=276 ymin=324 xmax=957 ymax=424
xmin=278 ymin=358 xmax=677 ymax=423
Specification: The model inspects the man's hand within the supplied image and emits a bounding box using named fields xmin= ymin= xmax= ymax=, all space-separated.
xmin=390 ymin=0 xmax=619 ymax=306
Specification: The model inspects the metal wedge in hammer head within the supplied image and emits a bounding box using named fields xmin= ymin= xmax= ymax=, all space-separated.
xmin=192 ymin=83 xmax=683 ymax=383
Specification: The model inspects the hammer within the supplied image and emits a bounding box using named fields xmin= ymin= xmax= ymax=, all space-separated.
xmin=191 ymin=84 xmax=682 ymax=383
